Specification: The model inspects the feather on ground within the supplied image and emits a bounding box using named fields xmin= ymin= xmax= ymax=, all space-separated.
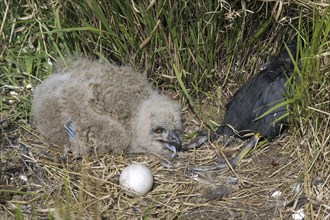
xmin=32 ymin=58 xmax=183 ymax=158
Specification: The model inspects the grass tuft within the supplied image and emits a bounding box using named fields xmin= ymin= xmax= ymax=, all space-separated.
xmin=0 ymin=0 xmax=329 ymax=219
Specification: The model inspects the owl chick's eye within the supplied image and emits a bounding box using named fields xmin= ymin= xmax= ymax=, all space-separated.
xmin=153 ymin=127 xmax=165 ymax=134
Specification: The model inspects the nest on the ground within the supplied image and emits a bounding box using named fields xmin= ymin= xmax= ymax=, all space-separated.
xmin=1 ymin=106 xmax=328 ymax=219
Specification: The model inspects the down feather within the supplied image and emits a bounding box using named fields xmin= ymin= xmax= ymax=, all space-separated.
xmin=32 ymin=58 xmax=183 ymax=158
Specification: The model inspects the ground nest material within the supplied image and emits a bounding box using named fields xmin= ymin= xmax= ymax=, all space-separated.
xmin=0 ymin=107 xmax=329 ymax=219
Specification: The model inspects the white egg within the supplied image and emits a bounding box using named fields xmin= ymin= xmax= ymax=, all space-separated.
xmin=119 ymin=164 xmax=154 ymax=197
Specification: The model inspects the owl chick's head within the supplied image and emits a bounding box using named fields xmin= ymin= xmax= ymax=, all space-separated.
xmin=131 ymin=93 xmax=183 ymax=158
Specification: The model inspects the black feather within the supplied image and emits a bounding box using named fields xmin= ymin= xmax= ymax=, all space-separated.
xmin=184 ymin=38 xmax=301 ymax=150
xmin=216 ymin=40 xmax=298 ymax=139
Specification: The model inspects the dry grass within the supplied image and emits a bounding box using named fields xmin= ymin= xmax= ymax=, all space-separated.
xmin=1 ymin=0 xmax=329 ymax=219
xmin=1 ymin=101 xmax=329 ymax=219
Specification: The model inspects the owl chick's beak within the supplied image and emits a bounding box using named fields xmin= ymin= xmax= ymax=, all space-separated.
xmin=158 ymin=130 xmax=182 ymax=154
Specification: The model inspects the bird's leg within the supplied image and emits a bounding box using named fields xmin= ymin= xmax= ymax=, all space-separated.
xmin=183 ymin=131 xmax=217 ymax=150
xmin=229 ymin=133 xmax=260 ymax=168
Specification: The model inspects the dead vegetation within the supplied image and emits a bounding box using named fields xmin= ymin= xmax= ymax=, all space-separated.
xmin=1 ymin=103 xmax=329 ymax=219
xmin=1 ymin=0 xmax=329 ymax=219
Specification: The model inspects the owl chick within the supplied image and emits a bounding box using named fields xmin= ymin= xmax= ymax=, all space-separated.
xmin=32 ymin=58 xmax=183 ymax=159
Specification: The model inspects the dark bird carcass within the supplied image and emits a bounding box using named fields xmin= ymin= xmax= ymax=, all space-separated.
xmin=185 ymin=40 xmax=300 ymax=167
xmin=32 ymin=58 xmax=183 ymax=159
